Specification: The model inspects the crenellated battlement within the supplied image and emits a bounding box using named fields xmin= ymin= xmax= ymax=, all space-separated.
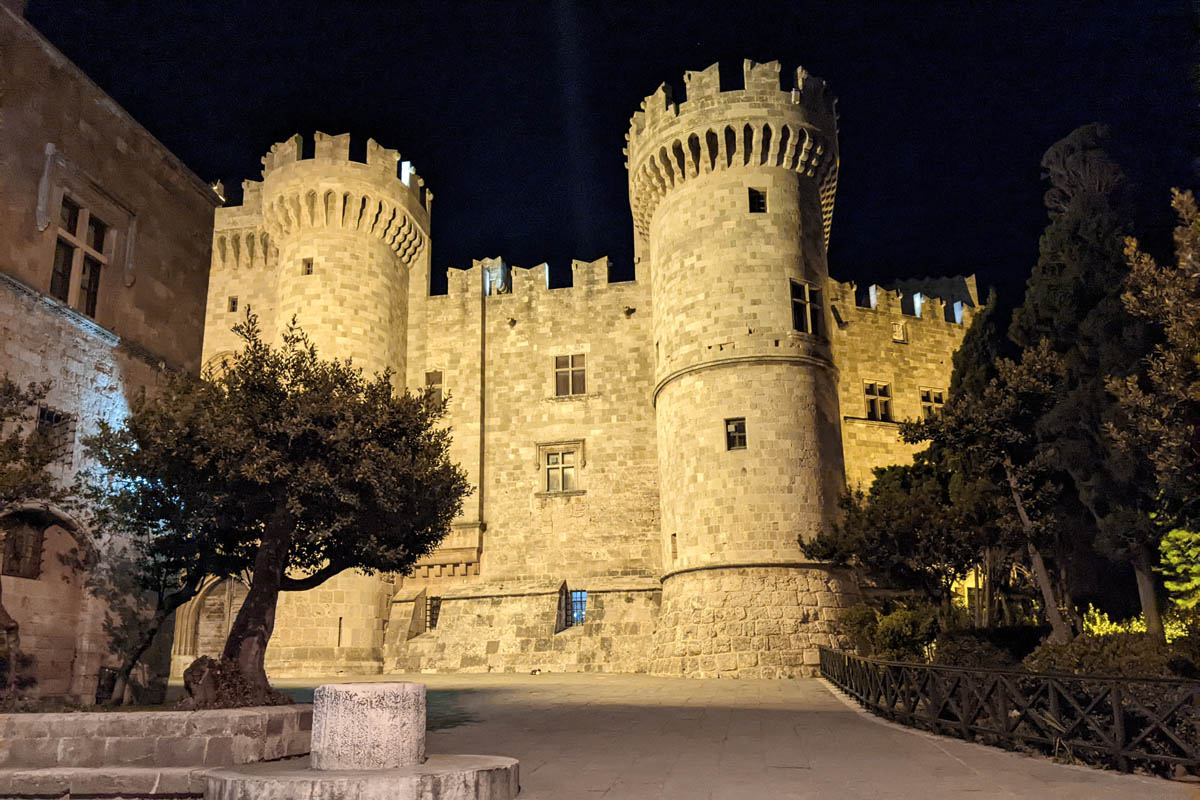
xmin=625 ymin=60 xmax=839 ymax=245
xmin=439 ymin=256 xmax=634 ymax=300
xmin=828 ymin=274 xmax=981 ymax=327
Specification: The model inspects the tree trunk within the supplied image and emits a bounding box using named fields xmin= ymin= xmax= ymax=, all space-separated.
xmin=1134 ymin=544 xmax=1165 ymax=642
xmin=220 ymin=511 xmax=291 ymax=699
xmin=108 ymin=603 xmax=173 ymax=707
xmin=1002 ymin=459 xmax=1072 ymax=644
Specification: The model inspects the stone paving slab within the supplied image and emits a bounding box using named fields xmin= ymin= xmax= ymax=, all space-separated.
xmin=271 ymin=672 xmax=1200 ymax=800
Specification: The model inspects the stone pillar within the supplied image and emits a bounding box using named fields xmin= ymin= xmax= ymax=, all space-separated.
xmin=310 ymin=682 xmax=426 ymax=770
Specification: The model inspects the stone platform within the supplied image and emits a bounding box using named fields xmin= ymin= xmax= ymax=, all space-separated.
xmin=205 ymin=755 xmax=519 ymax=800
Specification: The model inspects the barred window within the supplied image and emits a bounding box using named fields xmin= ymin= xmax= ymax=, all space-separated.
xmin=2 ymin=522 xmax=45 ymax=580
xmin=567 ymin=590 xmax=587 ymax=627
xmin=554 ymin=354 xmax=586 ymax=396
xmin=425 ymin=596 xmax=442 ymax=631
xmin=920 ymin=387 xmax=945 ymax=419
xmin=864 ymin=382 xmax=892 ymax=422
xmin=790 ymin=281 xmax=823 ymax=338
xmin=37 ymin=406 xmax=75 ymax=464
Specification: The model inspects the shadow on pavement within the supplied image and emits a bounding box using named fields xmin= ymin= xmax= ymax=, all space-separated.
xmin=276 ymin=685 xmax=483 ymax=731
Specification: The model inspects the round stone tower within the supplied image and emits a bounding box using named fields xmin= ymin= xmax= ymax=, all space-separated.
xmin=626 ymin=60 xmax=857 ymax=678
xmin=257 ymin=132 xmax=431 ymax=674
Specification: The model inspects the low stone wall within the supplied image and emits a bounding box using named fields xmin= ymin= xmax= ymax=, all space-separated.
xmin=652 ymin=564 xmax=858 ymax=678
xmin=390 ymin=579 xmax=661 ymax=673
xmin=0 ymin=704 xmax=311 ymax=799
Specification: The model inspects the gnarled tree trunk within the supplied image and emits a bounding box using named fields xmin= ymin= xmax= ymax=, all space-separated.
xmin=1003 ymin=459 xmax=1072 ymax=644
xmin=1134 ymin=544 xmax=1165 ymax=642
xmin=221 ymin=512 xmax=290 ymax=700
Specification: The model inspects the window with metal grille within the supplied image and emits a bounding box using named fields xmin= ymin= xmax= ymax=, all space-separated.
xmin=920 ymin=388 xmax=945 ymax=419
xmin=725 ymin=417 xmax=747 ymax=450
xmin=545 ymin=449 xmax=577 ymax=492
xmin=790 ymin=281 xmax=822 ymax=338
xmin=567 ymin=590 xmax=587 ymax=627
xmin=425 ymin=370 xmax=443 ymax=406
xmin=864 ymin=382 xmax=892 ymax=421
xmin=50 ymin=194 xmax=108 ymax=317
xmin=2 ymin=521 xmax=45 ymax=580
xmin=554 ymin=354 xmax=586 ymax=396
xmin=37 ymin=406 xmax=75 ymax=464
xmin=425 ymin=596 xmax=442 ymax=630
xmin=748 ymin=187 xmax=767 ymax=213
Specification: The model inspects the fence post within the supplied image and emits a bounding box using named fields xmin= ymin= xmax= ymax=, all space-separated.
xmin=1110 ymin=684 xmax=1128 ymax=773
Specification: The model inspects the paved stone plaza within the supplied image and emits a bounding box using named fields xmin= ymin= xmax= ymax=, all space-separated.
xmin=270 ymin=673 xmax=1195 ymax=799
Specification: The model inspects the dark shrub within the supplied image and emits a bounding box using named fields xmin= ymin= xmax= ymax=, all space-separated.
xmin=1023 ymin=633 xmax=1197 ymax=678
xmin=932 ymin=630 xmax=1019 ymax=668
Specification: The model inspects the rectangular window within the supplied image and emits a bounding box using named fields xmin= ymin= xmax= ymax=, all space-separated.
xmin=725 ymin=417 xmax=747 ymax=450
xmin=864 ymin=382 xmax=892 ymax=422
xmin=228 ymin=296 xmax=238 ymax=313
xmin=790 ymin=280 xmax=823 ymax=338
xmin=50 ymin=194 xmax=109 ymax=316
xmin=426 ymin=596 xmax=442 ymax=630
xmin=80 ymin=256 xmax=102 ymax=318
xmin=425 ymin=370 xmax=443 ymax=406
xmin=545 ymin=450 xmax=577 ymax=492
xmin=920 ymin=387 xmax=945 ymax=419
xmin=748 ymin=187 xmax=767 ymax=213
xmin=302 ymin=258 xmax=314 ymax=275
xmin=554 ymin=354 xmax=586 ymax=396
xmin=569 ymin=590 xmax=587 ymax=627
xmin=36 ymin=406 xmax=75 ymax=464
xmin=1 ymin=522 xmax=45 ymax=580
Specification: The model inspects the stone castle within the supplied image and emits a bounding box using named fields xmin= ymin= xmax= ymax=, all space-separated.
xmin=169 ymin=59 xmax=980 ymax=680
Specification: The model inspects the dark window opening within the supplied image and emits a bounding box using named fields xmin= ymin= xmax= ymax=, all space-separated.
xmin=920 ymin=388 xmax=945 ymax=419
xmin=426 ymin=596 xmax=442 ymax=630
xmin=302 ymin=258 xmax=314 ymax=276
xmin=791 ymin=280 xmax=823 ymax=338
xmin=37 ymin=406 xmax=75 ymax=463
xmin=86 ymin=214 xmax=108 ymax=252
xmin=2 ymin=522 xmax=45 ymax=580
xmin=425 ymin=370 xmax=444 ymax=406
xmin=748 ymin=187 xmax=767 ymax=213
xmin=725 ymin=417 xmax=747 ymax=450
xmin=228 ymin=296 xmax=238 ymax=313
xmin=554 ymin=354 xmax=586 ymax=396
xmin=854 ymin=284 xmax=875 ymax=308
xmin=59 ymin=196 xmax=80 ymax=234
xmin=865 ymin=382 xmax=892 ymax=422
xmin=50 ymin=239 xmax=74 ymax=302
xmin=80 ymin=256 xmax=101 ymax=318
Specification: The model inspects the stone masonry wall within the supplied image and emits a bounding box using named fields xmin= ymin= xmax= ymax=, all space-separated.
xmin=827 ymin=277 xmax=978 ymax=488
xmin=653 ymin=566 xmax=857 ymax=678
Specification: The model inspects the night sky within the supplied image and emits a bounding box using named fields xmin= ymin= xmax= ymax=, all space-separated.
xmin=25 ymin=1 xmax=1196 ymax=299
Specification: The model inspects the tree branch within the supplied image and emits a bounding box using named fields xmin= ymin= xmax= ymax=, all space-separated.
xmin=280 ymin=561 xmax=347 ymax=592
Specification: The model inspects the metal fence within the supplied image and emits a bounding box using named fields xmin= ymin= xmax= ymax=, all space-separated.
xmin=819 ymin=646 xmax=1200 ymax=776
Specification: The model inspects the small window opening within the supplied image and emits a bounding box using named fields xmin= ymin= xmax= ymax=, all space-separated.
xmin=920 ymin=388 xmax=945 ymax=419
xmin=864 ymin=382 xmax=892 ymax=422
xmin=790 ymin=280 xmax=823 ymax=337
xmin=545 ymin=450 xmax=577 ymax=492
xmin=748 ymin=188 xmax=767 ymax=213
xmin=725 ymin=417 xmax=747 ymax=450
xmin=426 ymin=596 xmax=442 ymax=630
xmin=302 ymin=258 xmax=314 ymax=276
xmin=563 ymin=590 xmax=587 ymax=628
xmin=670 ymin=533 xmax=678 ymax=562
xmin=554 ymin=354 xmax=586 ymax=396
xmin=1 ymin=521 xmax=45 ymax=580
xmin=37 ymin=406 xmax=75 ymax=464
xmin=425 ymin=370 xmax=444 ymax=406
xmin=337 ymin=616 xmax=343 ymax=647
xmin=228 ymin=296 xmax=238 ymax=313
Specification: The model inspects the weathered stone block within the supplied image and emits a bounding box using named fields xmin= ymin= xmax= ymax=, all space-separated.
xmin=311 ymin=682 xmax=425 ymax=770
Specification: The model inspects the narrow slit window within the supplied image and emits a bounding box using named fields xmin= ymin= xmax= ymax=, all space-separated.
xmin=302 ymin=258 xmax=314 ymax=276
xmin=79 ymin=256 xmax=102 ymax=318
xmin=748 ymin=187 xmax=767 ymax=213
xmin=426 ymin=596 xmax=442 ymax=630
xmin=864 ymin=382 xmax=892 ymax=422
xmin=228 ymin=296 xmax=239 ymax=313
xmin=725 ymin=417 xmax=747 ymax=450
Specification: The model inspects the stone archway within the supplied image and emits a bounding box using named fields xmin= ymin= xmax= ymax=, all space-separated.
xmin=170 ymin=576 xmax=249 ymax=678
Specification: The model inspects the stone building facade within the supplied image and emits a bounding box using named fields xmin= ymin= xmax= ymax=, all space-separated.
xmin=0 ymin=4 xmax=218 ymax=700
xmin=174 ymin=60 xmax=979 ymax=680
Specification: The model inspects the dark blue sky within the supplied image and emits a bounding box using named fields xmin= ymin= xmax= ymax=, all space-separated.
xmin=27 ymin=1 xmax=1196 ymax=298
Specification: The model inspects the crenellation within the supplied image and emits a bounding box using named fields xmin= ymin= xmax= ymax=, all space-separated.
xmin=180 ymin=59 xmax=973 ymax=683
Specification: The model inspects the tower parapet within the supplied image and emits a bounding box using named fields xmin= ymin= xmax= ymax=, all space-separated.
xmin=628 ymin=61 xmax=856 ymax=679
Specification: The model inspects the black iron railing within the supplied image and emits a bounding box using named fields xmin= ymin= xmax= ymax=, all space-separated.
xmin=819 ymin=646 xmax=1200 ymax=776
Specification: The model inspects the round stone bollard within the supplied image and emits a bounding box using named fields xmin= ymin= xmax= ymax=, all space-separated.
xmin=310 ymin=682 xmax=426 ymax=770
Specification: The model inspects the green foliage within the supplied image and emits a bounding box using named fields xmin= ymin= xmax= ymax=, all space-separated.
xmin=1023 ymin=633 xmax=1197 ymax=678
xmin=834 ymin=603 xmax=879 ymax=654
xmin=1160 ymin=528 xmax=1200 ymax=610
xmin=0 ymin=376 xmax=67 ymax=512
xmin=1081 ymin=603 xmax=1195 ymax=642
xmin=872 ymin=606 xmax=940 ymax=662
xmin=801 ymin=454 xmax=984 ymax=608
